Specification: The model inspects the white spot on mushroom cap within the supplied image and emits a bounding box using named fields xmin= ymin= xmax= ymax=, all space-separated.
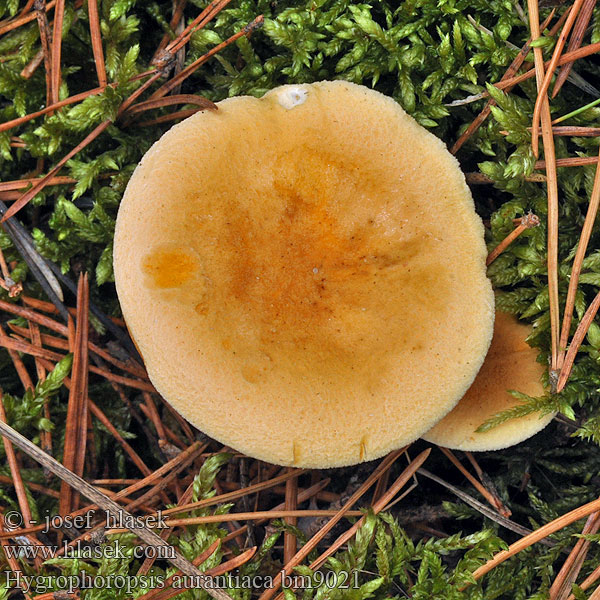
xmin=277 ymin=87 xmax=308 ymax=109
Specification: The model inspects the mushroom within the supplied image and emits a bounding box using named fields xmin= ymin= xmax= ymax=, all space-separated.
xmin=422 ymin=311 xmax=555 ymax=450
xmin=113 ymin=80 xmax=494 ymax=468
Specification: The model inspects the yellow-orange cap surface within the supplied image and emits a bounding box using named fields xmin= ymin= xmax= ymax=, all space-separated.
xmin=114 ymin=81 xmax=494 ymax=467
xmin=423 ymin=311 xmax=554 ymax=450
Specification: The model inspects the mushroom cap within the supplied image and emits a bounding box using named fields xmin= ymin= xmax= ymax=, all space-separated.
xmin=422 ymin=311 xmax=555 ymax=450
xmin=113 ymin=80 xmax=494 ymax=468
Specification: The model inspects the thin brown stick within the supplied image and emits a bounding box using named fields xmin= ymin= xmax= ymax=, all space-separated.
xmin=0 ymin=396 xmax=43 ymax=569
xmin=149 ymin=16 xmax=264 ymax=101
xmin=49 ymin=0 xmax=64 ymax=105
xmin=1 ymin=331 xmax=152 ymax=391
xmin=528 ymin=0 xmax=560 ymax=372
xmin=457 ymin=40 xmax=600 ymax=104
xmin=283 ymin=468 xmax=299 ymax=564
xmin=107 ymin=510 xmax=365 ymax=534
xmin=0 ymin=0 xmax=56 ymax=35
xmin=557 ymin=289 xmax=600 ymax=392
xmin=567 ymin=563 xmax=600 ymax=598
xmin=125 ymin=94 xmax=217 ymax=116
xmin=34 ymin=0 xmax=53 ymax=106
xmin=2 ymin=119 xmax=111 ymax=222
xmin=0 ymin=176 xmax=76 ymax=191
xmin=87 ymin=0 xmax=106 ymax=87
xmin=553 ymin=0 xmax=597 ymax=97
xmin=0 ymin=322 xmax=35 ymax=391
xmin=559 ymin=144 xmax=600 ymax=369
xmin=506 ymin=125 xmax=600 ymax=137
xmin=0 ymin=474 xmax=59 ymax=498
xmin=549 ymin=511 xmax=600 ymax=599
xmin=0 ymin=514 xmax=33 ymax=600
xmin=0 ymin=420 xmax=233 ymax=600
xmin=439 ymin=448 xmax=510 ymax=516
xmin=486 ymin=212 xmax=541 ymax=265
xmin=20 ymin=47 xmax=44 ymax=79
xmin=531 ymin=0 xmax=585 ymax=156
xmin=163 ymin=0 xmax=233 ymax=57
xmin=30 ymin=321 xmax=52 ymax=458
xmin=450 ymin=9 xmax=556 ymax=155
xmin=537 ymin=156 xmax=599 ymax=169
xmin=59 ymin=274 xmax=89 ymax=515
xmin=8 ymin=323 xmax=146 ymax=378
xmin=466 ymin=494 xmax=600 ymax=588
xmin=257 ymin=449 xmax=407 ymax=600
xmin=0 ymin=298 xmax=69 ymax=335
xmin=152 ymin=0 xmax=188 ymax=62
xmin=161 ymin=468 xmax=309 ymax=517
xmin=0 ymin=87 xmax=106 ymax=134
xmin=269 ymin=449 xmax=430 ymax=600
xmin=135 ymin=108 xmax=202 ymax=127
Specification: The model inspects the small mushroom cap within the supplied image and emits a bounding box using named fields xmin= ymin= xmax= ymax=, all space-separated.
xmin=422 ymin=311 xmax=555 ymax=451
xmin=113 ymin=81 xmax=494 ymax=468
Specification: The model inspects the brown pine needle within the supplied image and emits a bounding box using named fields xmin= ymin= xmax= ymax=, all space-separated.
xmin=528 ymin=0 xmax=561 ymax=372
xmin=439 ymin=447 xmax=511 ymax=517
xmin=136 ymin=393 xmax=165 ymax=444
xmin=135 ymin=540 xmax=222 ymax=600
xmin=455 ymin=39 xmax=600 ymax=105
xmin=504 ymin=125 xmax=600 ymax=137
xmin=0 ymin=175 xmax=76 ymax=191
xmin=0 ymin=323 xmax=35 ymax=391
xmin=8 ymin=322 xmax=146 ymax=378
xmin=467 ymin=494 xmax=600 ymax=588
xmin=536 ymin=156 xmax=599 ymax=169
xmin=1 ymin=119 xmax=111 ymax=222
xmin=87 ymin=0 xmax=106 ymax=87
xmin=161 ymin=468 xmax=310 ymax=517
xmin=152 ymin=0 xmax=188 ymax=62
xmin=149 ymin=15 xmax=264 ymax=101
xmin=162 ymin=0 xmax=234 ymax=58
xmin=34 ymin=0 xmax=53 ymax=106
xmin=0 ymin=89 xmax=97 ymax=134
xmin=465 ymin=172 xmax=547 ymax=184
xmin=552 ymin=0 xmax=597 ymax=98
xmin=268 ymin=449 xmax=430 ymax=600
xmin=549 ymin=511 xmax=600 ymax=600
xmin=531 ymin=0 xmax=585 ymax=157
xmin=139 ymin=546 xmax=257 ymax=600
xmin=558 ymin=144 xmax=600 ymax=370
xmin=567 ymin=562 xmax=600 ymax=598
xmin=29 ymin=321 xmax=52 ymax=458
xmin=0 ymin=421 xmax=233 ymax=600
xmin=135 ymin=108 xmax=202 ymax=127
xmin=0 ymin=514 xmax=33 ymax=600
xmin=557 ymin=289 xmax=600 ymax=393
xmin=49 ymin=0 xmax=64 ymax=104
xmin=486 ymin=212 xmax=540 ymax=265
xmin=125 ymin=94 xmax=217 ymax=116
xmin=450 ymin=9 xmax=556 ymax=155
xmin=0 ymin=0 xmax=55 ymax=35
xmin=107 ymin=510 xmax=364 ymax=534
xmin=0 ymin=395 xmax=43 ymax=569
xmin=283 ymin=468 xmax=299 ymax=564
xmin=59 ymin=273 xmax=89 ymax=515
xmin=259 ymin=448 xmax=419 ymax=600
xmin=0 ymin=474 xmax=59 ymax=497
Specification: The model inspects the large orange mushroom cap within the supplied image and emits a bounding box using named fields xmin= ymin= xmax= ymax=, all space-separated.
xmin=113 ymin=81 xmax=495 ymax=468
xmin=423 ymin=311 xmax=555 ymax=450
